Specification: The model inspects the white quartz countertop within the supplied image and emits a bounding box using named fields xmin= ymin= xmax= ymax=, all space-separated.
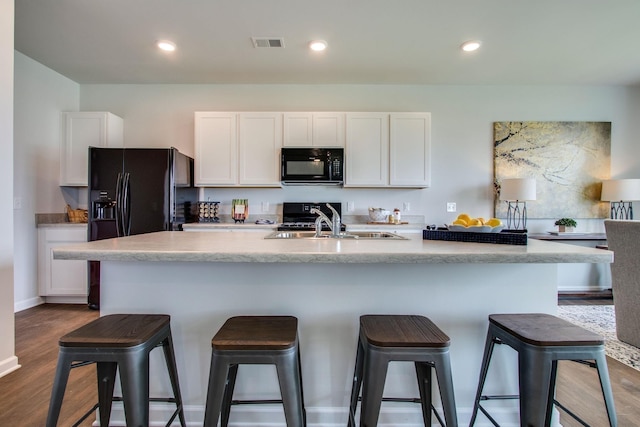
xmin=53 ymin=230 xmax=613 ymax=264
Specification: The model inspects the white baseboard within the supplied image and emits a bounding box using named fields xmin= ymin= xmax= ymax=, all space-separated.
xmin=0 ymin=355 xmax=21 ymax=379
xmin=99 ymin=403 xmax=525 ymax=426
xmin=42 ymin=296 xmax=87 ymax=305
xmin=14 ymin=296 xmax=44 ymax=312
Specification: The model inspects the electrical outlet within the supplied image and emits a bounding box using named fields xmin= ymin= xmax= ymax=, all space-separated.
xmin=261 ymin=201 xmax=269 ymax=212
xmin=13 ymin=197 xmax=22 ymax=210
xmin=446 ymin=202 xmax=456 ymax=212
xmin=403 ymin=202 xmax=410 ymax=212
xmin=347 ymin=201 xmax=355 ymax=212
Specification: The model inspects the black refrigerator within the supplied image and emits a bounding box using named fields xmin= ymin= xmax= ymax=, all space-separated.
xmin=87 ymin=147 xmax=198 ymax=309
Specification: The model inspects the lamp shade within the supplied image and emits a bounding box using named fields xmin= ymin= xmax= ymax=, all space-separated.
xmin=601 ymin=179 xmax=640 ymax=201
xmin=499 ymin=178 xmax=537 ymax=201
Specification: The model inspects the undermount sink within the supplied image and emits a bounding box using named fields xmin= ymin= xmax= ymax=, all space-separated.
xmin=264 ymin=230 xmax=408 ymax=240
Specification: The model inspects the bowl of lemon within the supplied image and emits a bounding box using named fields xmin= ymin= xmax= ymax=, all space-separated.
xmin=448 ymin=214 xmax=504 ymax=233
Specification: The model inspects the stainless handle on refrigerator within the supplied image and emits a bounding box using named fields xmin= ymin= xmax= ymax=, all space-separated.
xmin=115 ymin=173 xmax=124 ymax=237
xmin=122 ymin=173 xmax=131 ymax=236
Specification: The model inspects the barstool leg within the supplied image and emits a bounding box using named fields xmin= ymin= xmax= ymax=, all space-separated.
xmin=469 ymin=330 xmax=497 ymax=426
xmin=276 ymin=348 xmax=306 ymax=427
xmin=204 ymin=353 xmax=231 ymax=427
xmin=519 ymin=351 xmax=553 ymax=427
xmin=46 ymin=353 xmax=73 ymax=427
xmin=220 ymin=364 xmax=239 ymax=427
xmin=415 ymin=362 xmax=433 ymax=427
xmin=119 ymin=353 xmax=150 ymax=427
xmin=161 ymin=333 xmax=187 ymax=427
xmin=434 ymin=353 xmax=458 ymax=427
xmin=348 ymin=338 xmax=365 ymax=427
xmin=96 ymin=361 xmax=117 ymax=426
xmin=360 ymin=349 xmax=389 ymax=427
xmin=594 ymin=352 xmax=618 ymax=427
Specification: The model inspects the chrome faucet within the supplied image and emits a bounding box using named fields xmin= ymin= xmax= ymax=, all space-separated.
xmin=310 ymin=203 xmax=342 ymax=237
xmin=325 ymin=203 xmax=342 ymax=235
xmin=310 ymin=207 xmax=333 ymax=237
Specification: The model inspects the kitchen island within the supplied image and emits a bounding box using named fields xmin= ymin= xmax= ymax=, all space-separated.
xmin=54 ymin=231 xmax=612 ymax=426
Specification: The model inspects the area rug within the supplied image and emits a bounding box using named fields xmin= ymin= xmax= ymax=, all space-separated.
xmin=557 ymin=305 xmax=640 ymax=371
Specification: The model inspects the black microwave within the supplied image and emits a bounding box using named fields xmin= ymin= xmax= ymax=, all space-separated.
xmin=281 ymin=147 xmax=344 ymax=185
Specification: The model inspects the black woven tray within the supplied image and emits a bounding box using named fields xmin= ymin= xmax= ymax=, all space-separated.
xmin=423 ymin=229 xmax=528 ymax=245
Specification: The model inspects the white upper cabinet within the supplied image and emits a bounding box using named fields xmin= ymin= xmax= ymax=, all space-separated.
xmin=194 ymin=112 xmax=237 ymax=186
xmin=238 ymin=112 xmax=283 ymax=186
xmin=283 ymin=112 xmax=345 ymax=147
xmin=345 ymin=113 xmax=389 ymax=187
xmin=60 ymin=112 xmax=123 ymax=186
xmin=389 ymin=113 xmax=431 ymax=187
xmin=345 ymin=112 xmax=431 ymax=188
xmin=194 ymin=112 xmax=282 ymax=187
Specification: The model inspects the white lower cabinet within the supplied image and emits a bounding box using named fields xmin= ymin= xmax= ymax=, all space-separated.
xmin=38 ymin=226 xmax=88 ymax=297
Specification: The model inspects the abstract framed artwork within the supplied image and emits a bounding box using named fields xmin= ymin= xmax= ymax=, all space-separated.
xmin=494 ymin=121 xmax=611 ymax=219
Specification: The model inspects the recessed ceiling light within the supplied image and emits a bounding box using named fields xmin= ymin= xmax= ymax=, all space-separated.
xmin=461 ymin=40 xmax=481 ymax=52
xmin=157 ymin=40 xmax=176 ymax=52
xmin=309 ymin=40 xmax=328 ymax=52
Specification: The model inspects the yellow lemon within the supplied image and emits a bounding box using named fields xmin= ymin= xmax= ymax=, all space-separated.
xmin=486 ymin=218 xmax=502 ymax=227
xmin=452 ymin=218 xmax=468 ymax=226
xmin=467 ymin=218 xmax=481 ymax=226
xmin=457 ymin=213 xmax=471 ymax=222
xmin=476 ymin=217 xmax=486 ymax=225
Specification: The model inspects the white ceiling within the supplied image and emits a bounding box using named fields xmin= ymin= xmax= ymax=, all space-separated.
xmin=14 ymin=0 xmax=640 ymax=86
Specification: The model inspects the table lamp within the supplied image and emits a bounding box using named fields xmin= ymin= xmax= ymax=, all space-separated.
xmin=499 ymin=178 xmax=536 ymax=230
xmin=600 ymin=179 xmax=640 ymax=219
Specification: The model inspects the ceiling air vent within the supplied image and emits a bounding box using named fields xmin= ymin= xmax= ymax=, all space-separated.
xmin=251 ymin=37 xmax=285 ymax=48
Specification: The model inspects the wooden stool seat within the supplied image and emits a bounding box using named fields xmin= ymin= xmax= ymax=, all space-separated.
xmin=489 ymin=313 xmax=604 ymax=347
xmin=348 ymin=314 xmax=458 ymax=426
xmin=204 ymin=316 xmax=306 ymax=427
xmin=361 ymin=315 xmax=451 ymax=348
xmin=46 ymin=314 xmax=185 ymax=427
xmin=60 ymin=314 xmax=171 ymax=348
xmin=469 ymin=313 xmax=617 ymax=427
xmin=212 ymin=316 xmax=298 ymax=350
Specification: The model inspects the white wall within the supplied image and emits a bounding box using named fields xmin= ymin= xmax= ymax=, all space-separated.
xmin=0 ymin=0 xmax=18 ymax=378
xmin=13 ymin=52 xmax=79 ymax=311
xmin=79 ymin=84 xmax=638 ymax=230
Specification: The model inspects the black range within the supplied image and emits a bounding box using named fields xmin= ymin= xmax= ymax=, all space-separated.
xmin=279 ymin=202 xmax=346 ymax=231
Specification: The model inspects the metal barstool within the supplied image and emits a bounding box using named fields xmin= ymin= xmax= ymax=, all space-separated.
xmin=348 ymin=315 xmax=458 ymax=427
xmin=469 ymin=313 xmax=617 ymax=426
xmin=203 ymin=315 xmax=306 ymax=427
xmin=46 ymin=314 xmax=186 ymax=427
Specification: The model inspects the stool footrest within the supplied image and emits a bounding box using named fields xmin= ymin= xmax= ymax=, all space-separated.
xmin=231 ymin=399 xmax=284 ymax=405
xmin=480 ymin=394 xmax=520 ymax=401
xmin=553 ymin=399 xmax=591 ymax=427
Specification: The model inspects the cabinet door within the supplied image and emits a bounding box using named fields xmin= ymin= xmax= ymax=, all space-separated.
xmin=194 ymin=112 xmax=238 ymax=186
xmin=283 ymin=113 xmax=313 ymax=147
xmin=313 ymin=113 xmax=345 ymax=147
xmin=345 ymin=113 xmax=389 ymax=187
xmin=389 ymin=113 xmax=431 ymax=187
xmin=38 ymin=227 xmax=88 ymax=296
xmin=284 ymin=113 xmax=345 ymax=147
xmin=238 ymin=113 xmax=283 ymax=186
xmin=60 ymin=112 xmax=123 ymax=186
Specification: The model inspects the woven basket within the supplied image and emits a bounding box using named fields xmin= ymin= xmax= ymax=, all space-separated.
xmin=66 ymin=204 xmax=88 ymax=223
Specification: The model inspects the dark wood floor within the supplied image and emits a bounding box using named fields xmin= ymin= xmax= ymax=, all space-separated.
xmin=1 ymin=301 xmax=639 ymax=426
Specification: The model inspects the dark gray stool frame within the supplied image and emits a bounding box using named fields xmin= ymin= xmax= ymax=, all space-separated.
xmin=469 ymin=313 xmax=617 ymax=427
xmin=203 ymin=316 xmax=306 ymax=427
xmin=348 ymin=315 xmax=458 ymax=427
xmin=46 ymin=314 xmax=186 ymax=427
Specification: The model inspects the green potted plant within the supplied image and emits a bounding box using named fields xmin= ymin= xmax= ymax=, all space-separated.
xmin=554 ymin=218 xmax=577 ymax=232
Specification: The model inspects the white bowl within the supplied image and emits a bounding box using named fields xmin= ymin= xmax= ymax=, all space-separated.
xmin=368 ymin=209 xmax=390 ymax=222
